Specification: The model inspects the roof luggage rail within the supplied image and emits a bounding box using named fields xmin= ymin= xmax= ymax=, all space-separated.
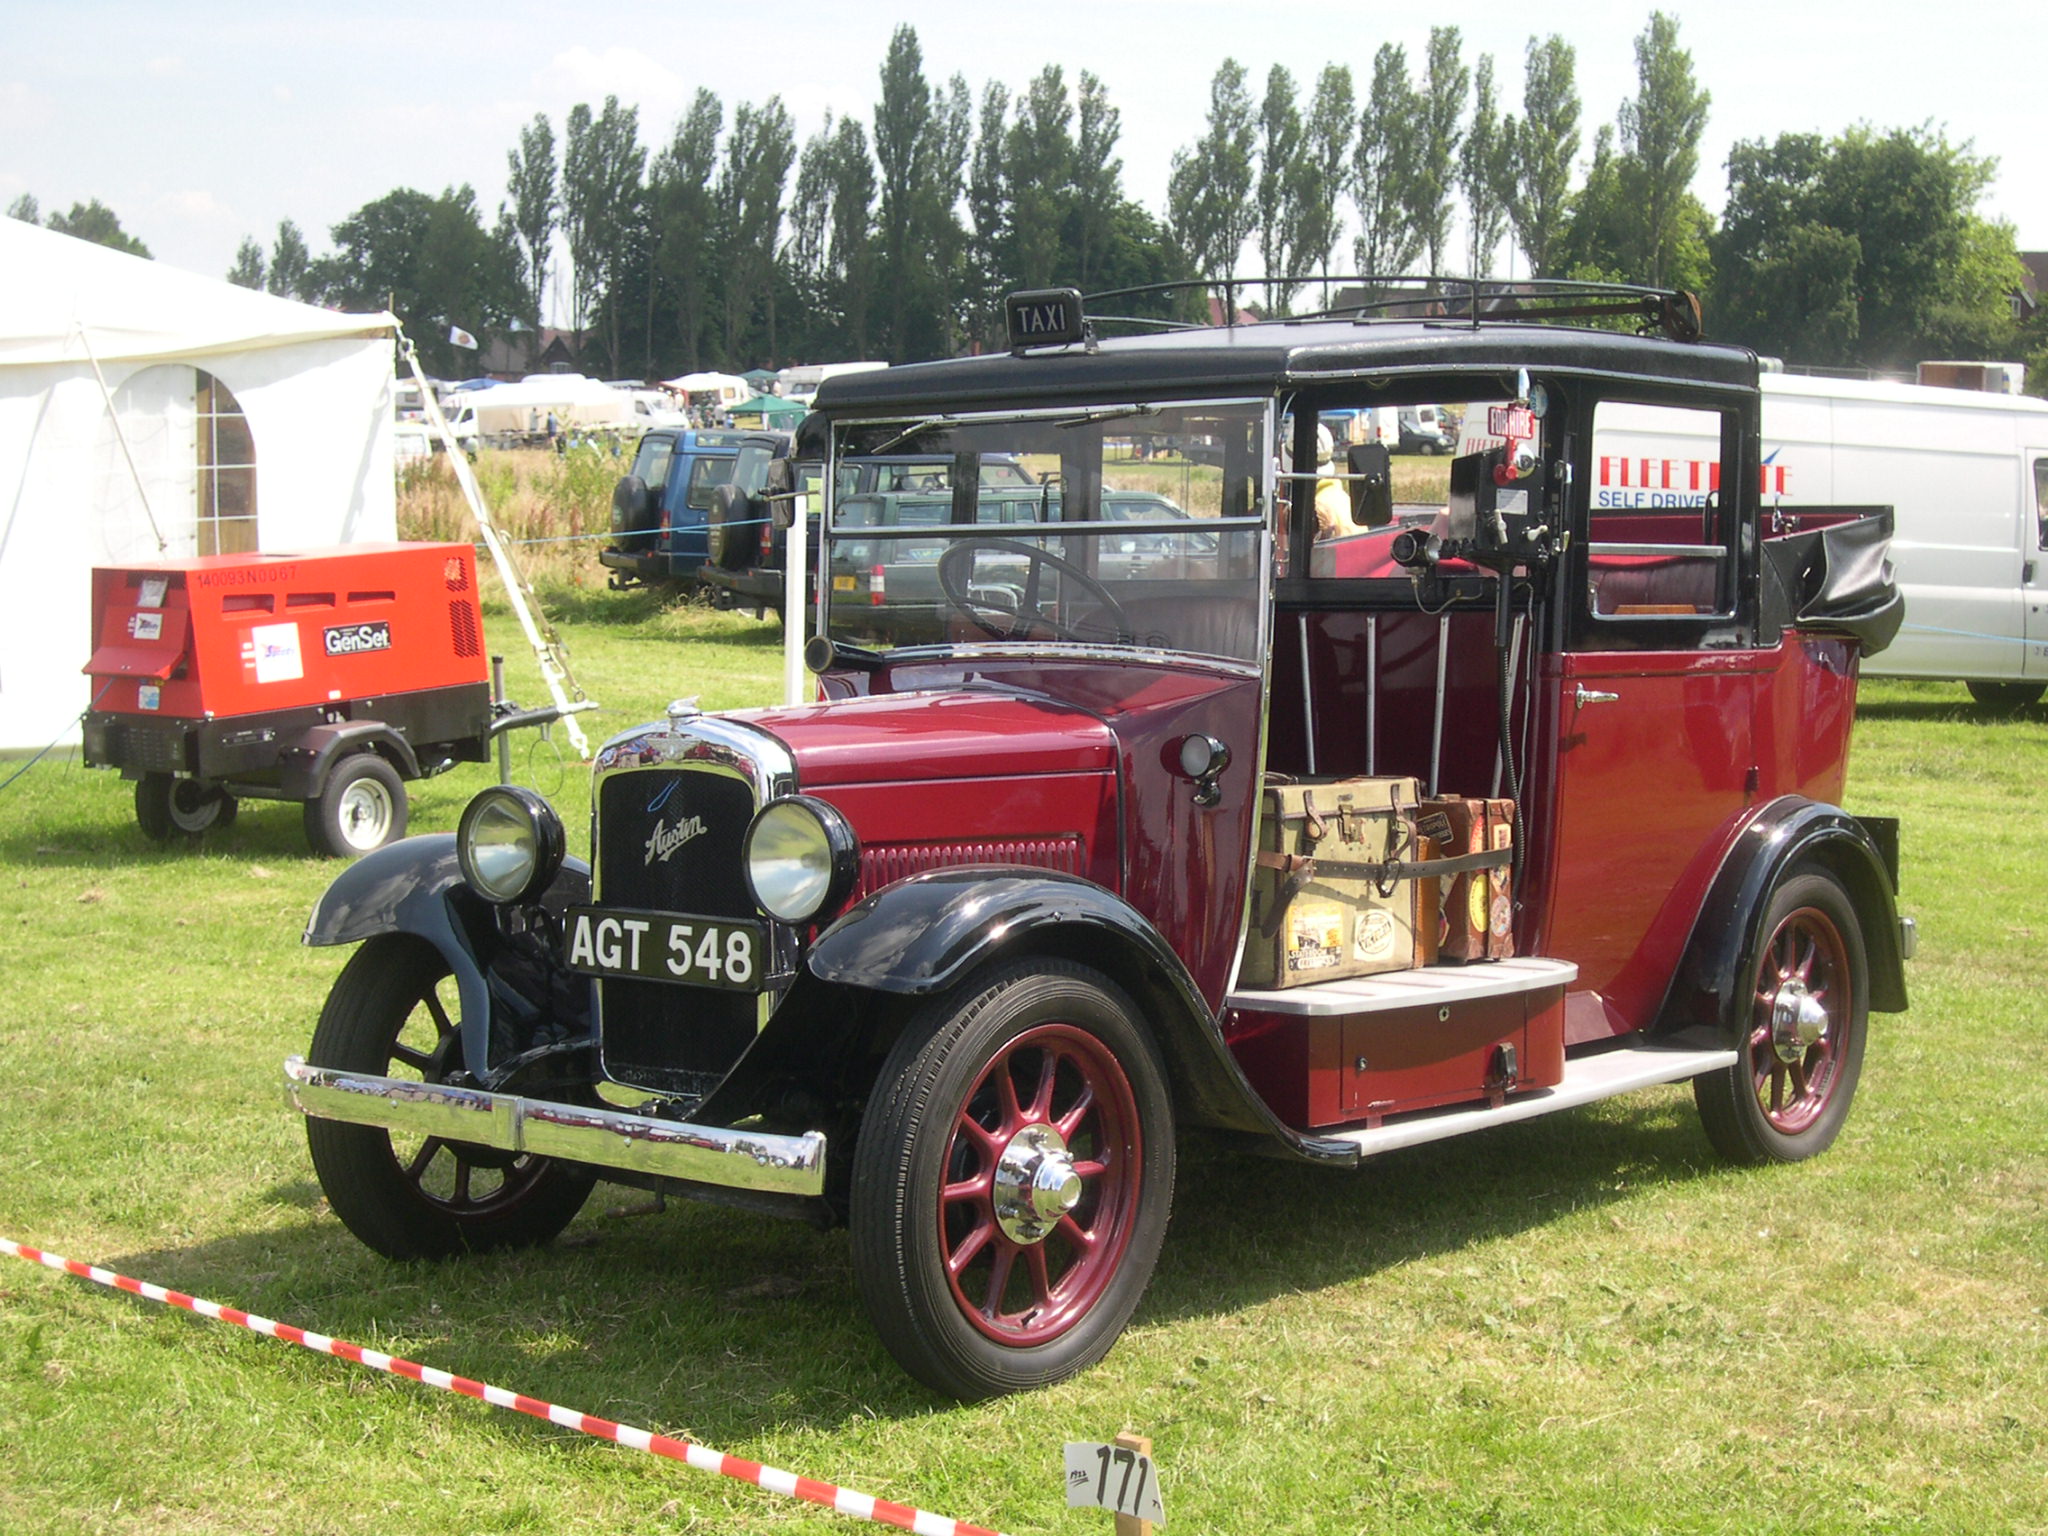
xmin=1080 ymin=275 xmax=1705 ymax=344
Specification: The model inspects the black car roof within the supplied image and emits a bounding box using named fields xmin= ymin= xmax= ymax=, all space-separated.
xmin=808 ymin=318 xmax=1757 ymax=419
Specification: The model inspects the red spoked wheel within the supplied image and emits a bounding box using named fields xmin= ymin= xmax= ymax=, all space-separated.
xmin=940 ymin=1022 xmax=1142 ymax=1346
xmin=1696 ymin=872 xmax=1868 ymax=1164
xmin=853 ymin=961 xmax=1175 ymax=1399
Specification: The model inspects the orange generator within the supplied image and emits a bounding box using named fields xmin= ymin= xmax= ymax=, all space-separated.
xmin=82 ymin=543 xmax=496 ymax=856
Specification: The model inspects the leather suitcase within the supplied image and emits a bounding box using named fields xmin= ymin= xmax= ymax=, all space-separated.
xmin=1243 ymin=777 xmax=1437 ymax=988
xmin=1416 ymin=796 xmax=1515 ymax=961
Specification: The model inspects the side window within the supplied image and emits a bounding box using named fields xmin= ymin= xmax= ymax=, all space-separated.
xmin=632 ymin=436 xmax=673 ymax=492
xmin=2033 ymin=457 xmax=2047 ymax=551
xmin=684 ymin=455 xmax=738 ymax=511
xmin=1586 ymin=400 xmax=1734 ymax=622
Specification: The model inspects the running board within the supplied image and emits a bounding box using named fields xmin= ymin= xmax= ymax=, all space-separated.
xmin=1321 ymin=1044 xmax=1738 ymax=1159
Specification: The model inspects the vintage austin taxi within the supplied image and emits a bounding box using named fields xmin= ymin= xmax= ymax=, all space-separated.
xmin=286 ymin=281 xmax=1910 ymax=1399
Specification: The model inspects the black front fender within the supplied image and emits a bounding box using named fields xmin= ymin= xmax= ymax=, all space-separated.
xmin=1658 ymin=799 xmax=1907 ymax=1044
xmin=808 ymin=869 xmax=1362 ymax=1161
xmin=303 ymin=833 xmax=591 ymax=1079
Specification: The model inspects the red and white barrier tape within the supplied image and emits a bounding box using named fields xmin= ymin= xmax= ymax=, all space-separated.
xmin=2 ymin=1236 xmax=1006 ymax=1536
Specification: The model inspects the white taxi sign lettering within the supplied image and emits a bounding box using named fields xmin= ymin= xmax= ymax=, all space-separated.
xmin=1006 ymin=287 xmax=1087 ymax=349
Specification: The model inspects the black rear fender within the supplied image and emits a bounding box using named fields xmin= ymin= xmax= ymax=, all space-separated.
xmin=1657 ymin=799 xmax=1907 ymax=1045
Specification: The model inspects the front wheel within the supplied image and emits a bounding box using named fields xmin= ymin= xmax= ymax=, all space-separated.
xmin=303 ymin=753 xmax=408 ymax=857
xmin=1694 ymin=871 xmax=1868 ymax=1164
xmin=305 ymin=935 xmax=595 ymax=1259
xmin=850 ymin=960 xmax=1175 ymax=1400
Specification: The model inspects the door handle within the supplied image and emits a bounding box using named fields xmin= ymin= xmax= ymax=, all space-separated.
xmin=1574 ymin=686 xmax=1619 ymax=711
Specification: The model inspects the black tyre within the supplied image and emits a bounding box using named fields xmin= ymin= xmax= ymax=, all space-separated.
xmin=303 ymin=753 xmax=408 ymax=858
xmin=134 ymin=773 xmax=237 ymax=841
xmin=1966 ymin=680 xmax=2045 ymax=708
xmin=707 ymin=482 xmax=759 ymax=570
xmin=850 ymin=959 xmax=1175 ymax=1400
xmin=305 ymin=935 xmax=596 ymax=1260
xmin=1694 ymin=871 xmax=1868 ymax=1164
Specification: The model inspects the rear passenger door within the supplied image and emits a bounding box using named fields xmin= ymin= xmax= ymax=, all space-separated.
xmin=1540 ymin=396 xmax=1765 ymax=1039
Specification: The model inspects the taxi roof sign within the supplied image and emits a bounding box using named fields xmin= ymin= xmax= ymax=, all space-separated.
xmin=1005 ymin=288 xmax=1088 ymax=351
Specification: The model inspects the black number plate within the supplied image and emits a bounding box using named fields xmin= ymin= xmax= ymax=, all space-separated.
xmin=565 ymin=905 xmax=765 ymax=992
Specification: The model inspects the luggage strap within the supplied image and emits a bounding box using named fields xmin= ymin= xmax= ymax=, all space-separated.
xmin=1256 ymin=848 xmax=1510 ymax=883
xmin=1253 ymin=847 xmax=1509 ymax=937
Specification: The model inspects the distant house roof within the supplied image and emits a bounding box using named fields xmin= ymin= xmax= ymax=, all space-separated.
xmin=478 ymin=327 xmax=585 ymax=380
xmin=2018 ymin=253 xmax=2048 ymax=319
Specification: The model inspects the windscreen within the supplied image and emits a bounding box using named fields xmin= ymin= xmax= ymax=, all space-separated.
xmin=822 ymin=401 xmax=1269 ymax=663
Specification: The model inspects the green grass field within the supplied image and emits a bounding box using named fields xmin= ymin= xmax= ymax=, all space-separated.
xmin=1 ymin=583 xmax=2044 ymax=1534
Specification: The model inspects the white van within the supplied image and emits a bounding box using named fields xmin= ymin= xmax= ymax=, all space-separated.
xmin=1588 ymin=373 xmax=2048 ymax=704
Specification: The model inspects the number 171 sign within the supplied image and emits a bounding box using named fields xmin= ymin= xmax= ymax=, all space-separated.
xmin=1064 ymin=1440 xmax=1167 ymax=1526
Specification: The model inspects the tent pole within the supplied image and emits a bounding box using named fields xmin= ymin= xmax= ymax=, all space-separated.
xmin=399 ymin=331 xmax=595 ymax=760
xmin=75 ymin=325 xmax=168 ymax=555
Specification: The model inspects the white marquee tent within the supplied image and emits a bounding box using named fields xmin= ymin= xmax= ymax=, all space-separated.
xmin=0 ymin=219 xmax=398 ymax=749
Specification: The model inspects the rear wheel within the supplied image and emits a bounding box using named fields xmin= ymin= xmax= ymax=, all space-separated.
xmin=303 ymin=753 xmax=408 ymax=857
xmin=134 ymin=774 xmax=237 ymax=841
xmin=851 ymin=960 xmax=1174 ymax=1399
xmin=1695 ymin=871 xmax=1867 ymax=1164
xmin=305 ymin=935 xmax=595 ymax=1259
xmin=1966 ymin=680 xmax=2044 ymax=708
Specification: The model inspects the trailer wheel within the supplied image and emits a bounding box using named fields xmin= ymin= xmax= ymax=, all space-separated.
xmin=134 ymin=773 xmax=238 ymax=841
xmin=1965 ymin=681 xmax=2044 ymax=709
xmin=850 ymin=959 xmax=1174 ymax=1399
xmin=306 ymin=935 xmax=596 ymax=1259
xmin=1694 ymin=871 xmax=1867 ymax=1164
xmin=304 ymin=753 xmax=408 ymax=858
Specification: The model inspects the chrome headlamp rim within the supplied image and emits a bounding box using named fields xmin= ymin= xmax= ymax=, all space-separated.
xmin=456 ymin=785 xmax=567 ymax=905
xmin=743 ymin=794 xmax=860 ymax=923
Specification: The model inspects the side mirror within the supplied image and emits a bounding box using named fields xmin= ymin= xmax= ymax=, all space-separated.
xmin=1346 ymin=443 xmax=1393 ymax=528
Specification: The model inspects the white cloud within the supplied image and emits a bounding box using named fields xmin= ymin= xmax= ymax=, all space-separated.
xmin=536 ymin=45 xmax=687 ymax=122
xmin=144 ymin=56 xmax=182 ymax=78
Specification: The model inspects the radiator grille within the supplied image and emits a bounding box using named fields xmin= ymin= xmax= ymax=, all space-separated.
xmin=593 ymin=766 xmax=761 ymax=1097
xmin=855 ymin=836 xmax=1084 ymax=901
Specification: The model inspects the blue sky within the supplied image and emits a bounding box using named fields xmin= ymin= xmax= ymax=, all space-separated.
xmin=7 ymin=0 xmax=2041 ymax=306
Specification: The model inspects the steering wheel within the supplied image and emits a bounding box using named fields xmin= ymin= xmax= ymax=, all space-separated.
xmin=936 ymin=537 xmax=1134 ymax=644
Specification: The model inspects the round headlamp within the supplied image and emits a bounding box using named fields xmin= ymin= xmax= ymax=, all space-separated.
xmin=457 ymin=786 xmax=566 ymax=905
xmin=744 ymin=795 xmax=859 ymax=923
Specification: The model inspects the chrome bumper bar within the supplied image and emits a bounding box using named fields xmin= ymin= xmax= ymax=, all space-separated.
xmin=283 ymin=1057 xmax=826 ymax=1199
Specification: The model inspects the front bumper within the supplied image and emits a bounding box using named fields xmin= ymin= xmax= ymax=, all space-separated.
xmin=283 ymin=1057 xmax=826 ymax=1198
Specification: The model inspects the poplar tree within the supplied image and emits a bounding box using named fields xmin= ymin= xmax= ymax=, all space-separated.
xmin=1620 ymin=11 xmax=1710 ymax=287
xmin=1352 ymin=45 xmax=1423 ymax=286
xmin=1503 ymin=35 xmax=1580 ymax=277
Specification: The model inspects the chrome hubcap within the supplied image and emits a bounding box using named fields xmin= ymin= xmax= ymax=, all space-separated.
xmin=1769 ymin=979 xmax=1829 ymax=1064
xmin=339 ymin=780 xmax=393 ymax=847
xmin=992 ymin=1123 xmax=1083 ymax=1245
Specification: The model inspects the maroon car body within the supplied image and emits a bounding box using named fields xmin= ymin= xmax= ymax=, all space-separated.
xmin=288 ymin=282 xmax=1909 ymax=1400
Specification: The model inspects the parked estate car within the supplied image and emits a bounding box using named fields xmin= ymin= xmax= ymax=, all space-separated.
xmin=288 ymin=280 xmax=1911 ymax=1401
xmin=696 ymin=452 xmax=1040 ymax=617
xmin=601 ymin=428 xmax=792 ymax=591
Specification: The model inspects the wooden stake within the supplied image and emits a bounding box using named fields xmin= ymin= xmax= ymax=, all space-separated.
xmin=1114 ymin=1432 xmax=1153 ymax=1536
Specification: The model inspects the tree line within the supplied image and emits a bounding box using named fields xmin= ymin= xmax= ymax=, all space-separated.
xmin=11 ymin=14 xmax=2042 ymax=387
